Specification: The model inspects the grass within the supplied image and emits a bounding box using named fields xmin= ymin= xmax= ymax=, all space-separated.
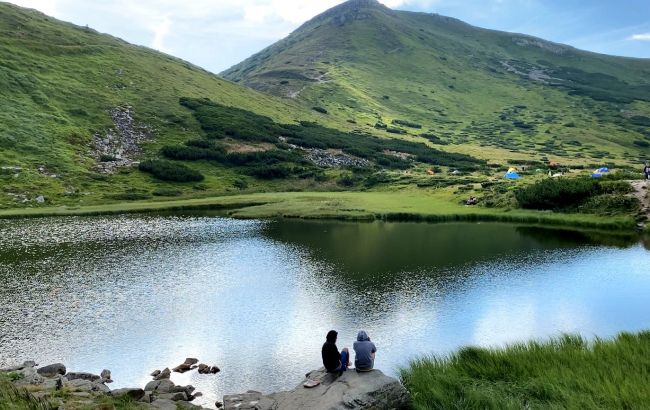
xmin=223 ymin=0 xmax=650 ymax=167
xmin=400 ymin=331 xmax=650 ymax=410
xmin=0 ymin=190 xmax=636 ymax=231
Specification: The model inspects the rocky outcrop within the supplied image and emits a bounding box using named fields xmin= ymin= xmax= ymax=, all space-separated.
xmin=223 ymin=368 xmax=409 ymax=410
xmin=0 ymin=361 xmax=205 ymax=409
xmin=91 ymin=106 xmax=153 ymax=174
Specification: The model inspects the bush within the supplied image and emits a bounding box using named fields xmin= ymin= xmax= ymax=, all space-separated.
xmin=233 ymin=179 xmax=248 ymax=189
xmin=515 ymin=177 xmax=600 ymax=210
xmin=392 ymin=119 xmax=422 ymax=129
xmin=312 ymin=106 xmax=328 ymax=114
xmin=579 ymin=194 xmax=639 ymax=215
xmin=386 ymin=127 xmax=406 ymax=134
xmin=152 ymin=188 xmax=182 ymax=197
xmin=139 ymin=160 xmax=204 ymax=182
xmin=161 ymin=145 xmax=225 ymax=161
xmin=248 ymin=164 xmax=292 ymax=179
xmin=633 ymin=140 xmax=649 ymax=148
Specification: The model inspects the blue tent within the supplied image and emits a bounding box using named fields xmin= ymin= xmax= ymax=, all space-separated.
xmin=592 ymin=167 xmax=610 ymax=178
xmin=504 ymin=171 xmax=520 ymax=180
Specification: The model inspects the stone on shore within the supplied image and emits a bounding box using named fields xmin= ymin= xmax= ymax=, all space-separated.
xmin=153 ymin=367 xmax=171 ymax=380
xmin=112 ymin=388 xmax=145 ymax=401
xmin=101 ymin=369 xmax=112 ymax=382
xmin=223 ymin=368 xmax=410 ymax=410
xmin=66 ymin=372 xmax=101 ymax=382
xmin=36 ymin=363 xmax=66 ymax=377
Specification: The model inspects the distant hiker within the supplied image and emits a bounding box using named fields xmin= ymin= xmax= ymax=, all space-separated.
xmin=322 ymin=330 xmax=350 ymax=373
xmin=644 ymin=163 xmax=650 ymax=180
xmin=353 ymin=330 xmax=377 ymax=372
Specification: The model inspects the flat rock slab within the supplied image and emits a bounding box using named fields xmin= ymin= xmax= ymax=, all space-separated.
xmin=223 ymin=368 xmax=409 ymax=410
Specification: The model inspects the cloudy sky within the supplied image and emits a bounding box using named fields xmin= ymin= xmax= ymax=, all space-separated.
xmin=7 ymin=0 xmax=650 ymax=73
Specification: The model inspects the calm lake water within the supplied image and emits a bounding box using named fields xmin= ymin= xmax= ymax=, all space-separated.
xmin=1 ymin=215 xmax=649 ymax=405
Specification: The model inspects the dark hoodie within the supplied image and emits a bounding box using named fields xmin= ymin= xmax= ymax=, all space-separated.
xmin=353 ymin=330 xmax=376 ymax=370
xmin=322 ymin=330 xmax=342 ymax=372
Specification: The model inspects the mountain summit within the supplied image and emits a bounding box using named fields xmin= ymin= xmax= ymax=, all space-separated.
xmin=223 ymin=1 xmax=650 ymax=163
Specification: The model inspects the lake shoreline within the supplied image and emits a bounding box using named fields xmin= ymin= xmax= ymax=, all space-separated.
xmin=0 ymin=191 xmax=640 ymax=232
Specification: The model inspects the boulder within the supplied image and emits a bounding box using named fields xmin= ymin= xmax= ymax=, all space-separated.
xmin=197 ymin=363 xmax=220 ymax=374
xmin=145 ymin=379 xmax=175 ymax=393
xmin=66 ymin=372 xmax=101 ymax=382
xmin=172 ymin=358 xmax=203 ymax=373
xmin=100 ymin=369 xmax=112 ymax=382
xmin=223 ymin=368 xmax=410 ymax=410
xmin=157 ymin=391 xmax=188 ymax=401
xmin=150 ymin=399 xmax=178 ymax=410
xmin=150 ymin=369 xmax=161 ymax=377
xmin=153 ymin=367 xmax=171 ymax=380
xmin=37 ymin=363 xmax=66 ymax=377
xmin=112 ymin=388 xmax=145 ymax=401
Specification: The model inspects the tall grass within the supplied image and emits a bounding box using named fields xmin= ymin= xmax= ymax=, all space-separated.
xmin=400 ymin=331 xmax=650 ymax=410
xmin=0 ymin=380 xmax=51 ymax=410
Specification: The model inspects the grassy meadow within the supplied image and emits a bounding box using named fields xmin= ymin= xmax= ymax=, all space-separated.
xmin=400 ymin=331 xmax=650 ymax=410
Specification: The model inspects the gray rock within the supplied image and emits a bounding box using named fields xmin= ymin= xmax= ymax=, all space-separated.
xmin=35 ymin=195 xmax=45 ymax=203
xmin=65 ymin=378 xmax=110 ymax=394
xmin=0 ymin=360 xmax=36 ymax=372
xmin=112 ymin=388 xmax=145 ymax=401
xmin=150 ymin=399 xmax=178 ymax=410
xmin=176 ymin=401 xmax=203 ymax=409
xmin=66 ymin=372 xmax=101 ymax=382
xmin=153 ymin=367 xmax=171 ymax=380
xmin=150 ymin=369 xmax=161 ymax=377
xmin=223 ymin=368 xmax=409 ymax=410
xmin=37 ymin=363 xmax=66 ymax=377
xmin=140 ymin=391 xmax=153 ymax=403
xmin=100 ymin=369 xmax=112 ymax=382
xmin=145 ymin=379 xmax=175 ymax=393
xmin=157 ymin=391 xmax=188 ymax=401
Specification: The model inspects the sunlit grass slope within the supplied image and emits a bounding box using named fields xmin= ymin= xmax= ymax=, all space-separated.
xmin=223 ymin=0 xmax=650 ymax=165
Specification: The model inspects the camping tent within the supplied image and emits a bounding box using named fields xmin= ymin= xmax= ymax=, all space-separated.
xmin=592 ymin=167 xmax=610 ymax=178
xmin=504 ymin=168 xmax=520 ymax=180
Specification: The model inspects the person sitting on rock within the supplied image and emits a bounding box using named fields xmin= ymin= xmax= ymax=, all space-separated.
xmin=322 ymin=330 xmax=350 ymax=373
xmin=353 ymin=330 xmax=377 ymax=372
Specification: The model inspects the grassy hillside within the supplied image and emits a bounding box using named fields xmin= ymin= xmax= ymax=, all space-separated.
xmin=401 ymin=331 xmax=650 ymax=409
xmin=0 ymin=2 xmax=339 ymax=208
xmin=223 ymin=0 xmax=650 ymax=166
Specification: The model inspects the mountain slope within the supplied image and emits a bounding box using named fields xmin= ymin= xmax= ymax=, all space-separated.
xmin=0 ymin=2 xmax=341 ymax=207
xmin=223 ymin=0 xmax=650 ymax=164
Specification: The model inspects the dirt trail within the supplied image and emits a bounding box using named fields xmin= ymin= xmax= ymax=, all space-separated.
xmin=630 ymin=180 xmax=649 ymax=228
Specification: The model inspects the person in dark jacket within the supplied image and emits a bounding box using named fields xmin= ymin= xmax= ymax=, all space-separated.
xmin=353 ymin=330 xmax=377 ymax=372
xmin=644 ymin=163 xmax=650 ymax=180
xmin=322 ymin=330 xmax=350 ymax=373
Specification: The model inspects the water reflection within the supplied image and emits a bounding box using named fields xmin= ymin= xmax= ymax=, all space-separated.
xmin=0 ymin=216 xmax=648 ymax=406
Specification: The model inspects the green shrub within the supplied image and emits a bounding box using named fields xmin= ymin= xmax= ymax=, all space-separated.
xmin=515 ymin=177 xmax=600 ymax=210
xmin=139 ymin=160 xmax=204 ymax=182
xmin=161 ymin=145 xmax=226 ymax=161
xmin=579 ymin=194 xmax=639 ymax=215
xmin=386 ymin=127 xmax=406 ymax=134
xmin=633 ymin=140 xmax=649 ymax=148
xmin=312 ymin=106 xmax=328 ymax=114
xmin=110 ymin=191 xmax=152 ymax=201
xmin=392 ymin=119 xmax=422 ymax=129
xmin=248 ymin=164 xmax=292 ymax=179
xmin=233 ymin=179 xmax=248 ymax=189
xmin=152 ymin=188 xmax=182 ymax=197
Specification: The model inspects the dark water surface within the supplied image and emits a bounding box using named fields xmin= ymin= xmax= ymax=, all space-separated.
xmin=1 ymin=215 xmax=649 ymax=405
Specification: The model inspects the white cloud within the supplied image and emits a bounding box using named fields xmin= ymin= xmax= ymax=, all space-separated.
xmin=628 ymin=33 xmax=650 ymax=41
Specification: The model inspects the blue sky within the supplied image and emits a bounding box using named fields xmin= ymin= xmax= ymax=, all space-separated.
xmin=8 ymin=0 xmax=650 ymax=73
